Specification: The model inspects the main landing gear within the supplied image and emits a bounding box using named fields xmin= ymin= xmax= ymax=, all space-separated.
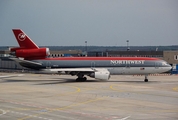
xmin=144 ymin=75 xmax=148 ymax=82
xmin=76 ymin=74 xmax=87 ymax=82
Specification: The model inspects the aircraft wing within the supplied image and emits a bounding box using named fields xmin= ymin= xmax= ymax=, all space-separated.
xmin=41 ymin=68 xmax=95 ymax=74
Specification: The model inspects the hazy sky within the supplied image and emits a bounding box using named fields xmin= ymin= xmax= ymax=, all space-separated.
xmin=0 ymin=0 xmax=178 ymax=46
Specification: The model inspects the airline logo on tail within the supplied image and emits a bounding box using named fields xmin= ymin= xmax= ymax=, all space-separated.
xmin=12 ymin=29 xmax=39 ymax=49
xmin=18 ymin=33 xmax=26 ymax=41
xmin=11 ymin=29 xmax=50 ymax=59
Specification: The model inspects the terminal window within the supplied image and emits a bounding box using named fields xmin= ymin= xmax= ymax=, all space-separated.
xmin=174 ymin=55 xmax=178 ymax=60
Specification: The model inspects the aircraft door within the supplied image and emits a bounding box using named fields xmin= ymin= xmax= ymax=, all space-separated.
xmin=125 ymin=61 xmax=131 ymax=74
xmin=46 ymin=61 xmax=51 ymax=69
xmin=91 ymin=61 xmax=95 ymax=69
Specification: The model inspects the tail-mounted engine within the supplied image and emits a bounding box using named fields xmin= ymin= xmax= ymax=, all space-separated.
xmin=10 ymin=47 xmax=50 ymax=59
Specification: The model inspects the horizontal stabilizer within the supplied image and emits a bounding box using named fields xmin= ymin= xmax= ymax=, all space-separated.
xmin=10 ymin=58 xmax=42 ymax=66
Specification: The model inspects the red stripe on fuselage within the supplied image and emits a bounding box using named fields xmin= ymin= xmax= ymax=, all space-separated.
xmin=38 ymin=57 xmax=160 ymax=61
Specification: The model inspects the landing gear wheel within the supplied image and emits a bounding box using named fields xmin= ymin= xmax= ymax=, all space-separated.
xmin=76 ymin=78 xmax=80 ymax=82
xmin=144 ymin=79 xmax=148 ymax=82
xmin=76 ymin=77 xmax=87 ymax=82
xmin=144 ymin=75 xmax=148 ymax=82
xmin=83 ymin=77 xmax=87 ymax=81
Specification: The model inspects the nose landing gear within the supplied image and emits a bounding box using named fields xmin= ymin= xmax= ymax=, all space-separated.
xmin=144 ymin=75 xmax=148 ymax=82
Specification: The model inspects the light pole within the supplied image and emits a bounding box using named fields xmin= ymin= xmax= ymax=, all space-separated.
xmin=126 ymin=40 xmax=130 ymax=51
xmin=85 ymin=41 xmax=87 ymax=52
xmin=85 ymin=41 xmax=87 ymax=56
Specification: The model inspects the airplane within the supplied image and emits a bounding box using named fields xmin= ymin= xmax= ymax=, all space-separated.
xmin=9 ymin=29 xmax=172 ymax=82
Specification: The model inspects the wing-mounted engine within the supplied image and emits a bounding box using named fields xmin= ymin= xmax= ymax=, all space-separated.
xmin=10 ymin=47 xmax=50 ymax=59
xmin=89 ymin=69 xmax=110 ymax=80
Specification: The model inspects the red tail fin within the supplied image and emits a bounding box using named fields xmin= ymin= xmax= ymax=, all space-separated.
xmin=12 ymin=29 xmax=39 ymax=49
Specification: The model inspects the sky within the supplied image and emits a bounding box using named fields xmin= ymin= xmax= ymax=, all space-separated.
xmin=0 ymin=0 xmax=178 ymax=46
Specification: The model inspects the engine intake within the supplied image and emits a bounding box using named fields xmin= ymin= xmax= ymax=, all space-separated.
xmin=90 ymin=70 xmax=110 ymax=80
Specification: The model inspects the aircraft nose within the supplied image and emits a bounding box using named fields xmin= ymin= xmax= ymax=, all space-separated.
xmin=166 ymin=64 xmax=172 ymax=71
xmin=168 ymin=65 xmax=172 ymax=70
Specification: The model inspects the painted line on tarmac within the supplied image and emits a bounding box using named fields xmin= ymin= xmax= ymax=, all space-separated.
xmin=0 ymin=85 xmax=114 ymax=120
xmin=0 ymin=109 xmax=6 ymax=116
xmin=8 ymin=110 xmax=52 ymax=120
xmin=116 ymin=116 xmax=130 ymax=120
xmin=52 ymin=97 xmax=103 ymax=111
xmin=17 ymin=97 xmax=104 ymax=120
xmin=13 ymin=108 xmax=42 ymax=111
xmin=146 ymin=109 xmax=178 ymax=113
xmin=0 ymin=99 xmax=49 ymax=110
xmin=110 ymin=84 xmax=178 ymax=98
xmin=55 ymin=85 xmax=81 ymax=96
xmin=54 ymin=85 xmax=101 ymax=98
xmin=173 ymin=86 xmax=178 ymax=91
xmin=0 ymin=93 xmax=107 ymax=120
xmin=110 ymin=84 xmax=123 ymax=92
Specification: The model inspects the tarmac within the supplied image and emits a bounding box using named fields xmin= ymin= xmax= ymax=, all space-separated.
xmin=0 ymin=73 xmax=178 ymax=120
